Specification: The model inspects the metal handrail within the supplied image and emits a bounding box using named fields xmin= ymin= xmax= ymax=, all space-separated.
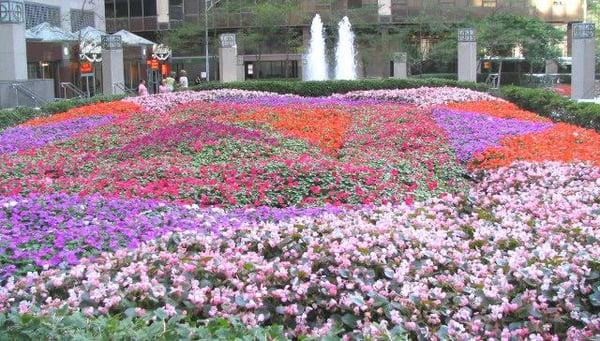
xmin=485 ymin=73 xmax=500 ymax=89
xmin=60 ymin=82 xmax=87 ymax=99
xmin=10 ymin=83 xmax=47 ymax=107
xmin=112 ymin=82 xmax=135 ymax=96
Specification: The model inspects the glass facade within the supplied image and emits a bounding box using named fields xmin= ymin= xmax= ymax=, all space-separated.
xmin=70 ymin=9 xmax=95 ymax=32
xmin=24 ymin=2 xmax=60 ymax=29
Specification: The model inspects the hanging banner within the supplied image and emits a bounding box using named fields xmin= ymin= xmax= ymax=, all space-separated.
xmin=152 ymin=44 xmax=172 ymax=61
xmin=80 ymin=62 xmax=93 ymax=76
xmin=79 ymin=40 xmax=102 ymax=63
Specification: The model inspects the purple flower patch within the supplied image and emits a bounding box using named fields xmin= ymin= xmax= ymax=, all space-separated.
xmin=0 ymin=116 xmax=113 ymax=154
xmin=432 ymin=108 xmax=553 ymax=162
xmin=0 ymin=193 xmax=345 ymax=280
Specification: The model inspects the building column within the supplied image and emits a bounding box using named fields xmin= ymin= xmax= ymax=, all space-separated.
xmin=392 ymin=52 xmax=407 ymax=79
xmin=218 ymin=33 xmax=239 ymax=83
xmin=0 ymin=0 xmax=27 ymax=81
xmin=567 ymin=22 xmax=574 ymax=57
xmin=101 ymin=34 xmax=125 ymax=95
xmin=545 ymin=59 xmax=559 ymax=75
xmin=571 ymin=23 xmax=596 ymax=100
xmin=457 ymin=28 xmax=477 ymax=83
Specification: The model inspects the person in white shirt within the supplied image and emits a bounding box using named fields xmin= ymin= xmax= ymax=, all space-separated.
xmin=179 ymin=70 xmax=189 ymax=88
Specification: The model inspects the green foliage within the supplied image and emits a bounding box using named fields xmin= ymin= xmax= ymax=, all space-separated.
xmin=0 ymin=312 xmax=290 ymax=341
xmin=411 ymin=73 xmax=458 ymax=80
xmin=41 ymin=94 xmax=126 ymax=115
xmin=228 ymin=0 xmax=302 ymax=72
xmin=476 ymin=13 xmax=563 ymax=66
xmin=189 ymin=78 xmax=489 ymax=96
xmin=499 ymin=86 xmax=600 ymax=132
xmin=159 ymin=23 xmax=209 ymax=56
xmin=0 ymin=107 xmax=41 ymax=132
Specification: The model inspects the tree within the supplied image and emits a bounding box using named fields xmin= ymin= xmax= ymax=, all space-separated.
xmin=235 ymin=0 xmax=301 ymax=79
xmin=159 ymin=23 xmax=208 ymax=56
xmin=476 ymin=13 xmax=563 ymax=86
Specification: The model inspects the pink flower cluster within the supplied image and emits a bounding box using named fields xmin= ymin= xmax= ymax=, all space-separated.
xmin=332 ymin=87 xmax=501 ymax=106
xmin=2 ymin=161 xmax=598 ymax=339
xmin=125 ymin=90 xmax=299 ymax=113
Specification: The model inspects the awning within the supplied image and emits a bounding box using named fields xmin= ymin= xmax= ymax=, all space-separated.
xmin=26 ymin=22 xmax=76 ymax=42
xmin=113 ymin=30 xmax=156 ymax=46
xmin=74 ymin=26 xmax=106 ymax=45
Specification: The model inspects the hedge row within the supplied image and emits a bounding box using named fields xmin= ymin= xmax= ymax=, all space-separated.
xmin=499 ymin=86 xmax=600 ymax=131
xmin=0 ymin=94 xmax=125 ymax=132
xmin=189 ymin=78 xmax=489 ymax=96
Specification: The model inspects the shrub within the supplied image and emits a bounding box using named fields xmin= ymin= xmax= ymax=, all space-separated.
xmin=188 ymin=78 xmax=489 ymax=97
xmin=41 ymin=94 xmax=126 ymax=115
xmin=411 ymin=73 xmax=458 ymax=80
xmin=0 ymin=107 xmax=40 ymax=132
xmin=499 ymin=86 xmax=600 ymax=131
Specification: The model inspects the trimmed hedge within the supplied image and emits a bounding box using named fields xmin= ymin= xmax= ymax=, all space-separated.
xmin=0 ymin=94 xmax=126 ymax=132
xmin=189 ymin=78 xmax=489 ymax=97
xmin=499 ymin=86 xmax=600 ymax=131
xmin=41 ymin=94 xmax=126 ymax=114
xmin=0 ymin=107 xmax=41 ymax=132
xmin=411 ymin=73 xmax=458 ymax=80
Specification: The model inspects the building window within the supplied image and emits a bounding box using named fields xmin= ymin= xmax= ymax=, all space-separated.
xmin=24 ymin=2 xmax=60 ymax=29
xmin=115 ymin=0 xmax=129 ymax=18
xmin=144 ymin=0 xmax=157 ymax=16
xmin=71 ymin=9 xmax=95 ymax=31
xmin=105 ymin=0 xmax=115 ymax=18
xmin=348 ymin=0 xmax=362 ymax=9
xmin=129 ymin=0 xmax=142 ymax=16
xmin=482 ymin=0 xmax=497 ymax=7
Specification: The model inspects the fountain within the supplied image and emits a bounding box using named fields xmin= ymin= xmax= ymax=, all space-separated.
xmin=335 ymin=16 xmax=357 ymax=80
xmin=305 ymin=14 xmax=329 ymax=81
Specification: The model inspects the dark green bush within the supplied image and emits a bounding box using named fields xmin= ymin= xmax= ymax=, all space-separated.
xmin=411 ymin=73 xmax=458 ymax=80
xmin=0 ymin=107 xmax=41 ymax=131
xmin=41 ymin=94 xmax=126 ymax=114
xmin=499 ymin=86 xmax=600 ymax=131
xmin=189 ymin=78 xmax=489 ymax=96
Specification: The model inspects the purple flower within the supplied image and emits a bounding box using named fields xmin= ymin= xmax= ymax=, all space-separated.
xmin=432 ymin=108 xmax=553 ymax=161
xmin=0 ymin=193 xmax=345 ymax=280
xmin=0 ymin=116 xmax=113 ymax=154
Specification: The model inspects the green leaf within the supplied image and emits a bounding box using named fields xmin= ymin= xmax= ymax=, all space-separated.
xmin=341 ymin=314 xmax=358 ymax=328
xmin=590 ymin=290 xmax=600 ymax=306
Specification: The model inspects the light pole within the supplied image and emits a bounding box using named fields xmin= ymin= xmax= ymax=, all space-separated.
xmin=205 ymin=0 xmax=222 ymax=82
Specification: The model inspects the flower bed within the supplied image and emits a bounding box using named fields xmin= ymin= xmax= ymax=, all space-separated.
xmin=471 ymin=123 xmax=600 ymax=169
xmin=1 ymin=87 xmax=599 ymax=339
xmin=332 ymin=86 xmax=499 ymax=106
xmin=1 ymin=162 xmax=598 ymax=339
xmin=444 ymin=100 xmax=551 ymax=122
xmin=0 ymin=193 xmax=344 ymax=280
xmin=433 ymin=108 xmax=553 ymax=161
xmin=220 ymin=104 xmax=352 ymax=154
xmin=125 ymin=90 xmax=299 ymax=113
xmin=21 ymin=101 xmax=141 ymax=127
xmin=0 ymin=116 xmax=114 ymax=154
xmin=0 ymin=101 xmax=461 ymax=207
